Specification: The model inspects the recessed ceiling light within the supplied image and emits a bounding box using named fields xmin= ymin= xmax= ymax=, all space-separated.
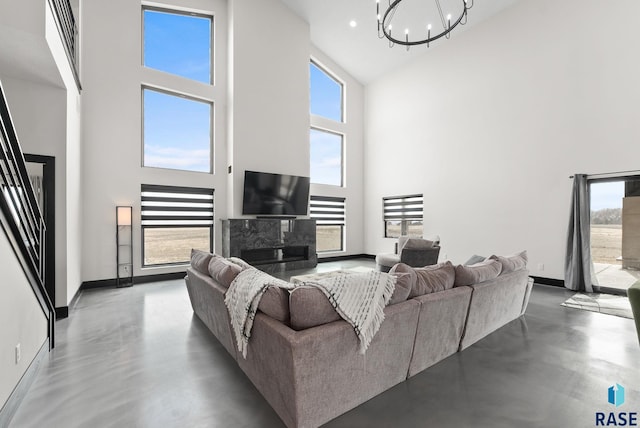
xmin=349 ymin=20 xmax=357 ymax=28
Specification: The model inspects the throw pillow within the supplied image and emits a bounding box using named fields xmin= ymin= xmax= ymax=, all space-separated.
xmin=403 ymin=238 xmax=434 ymax=250
xmin=398 ymin=236 xmax=410 ymax=253
xmin=207 ymin=255 xmax=242 ymax=288
xmin=258 ymin=286 xmax=290 ymax=323
xmin=454 ymin=259 xmax=502 ymax=287
xmin=487 ymin=250 xmax=528 ymax=274
xmin=388 ymin=272 xmax=413 ymax=305
xmin=289 ymin=286 xmax=341 ymax=330
xmin=227 ymin=257 xmax=253 ymax=270
xmin=191 ymin=249 xmax=213 ymax=275
xmin=391 ymin=261 xmax=455 ymax=297
xmin=463 ymin=254 xmax=486 ymax=266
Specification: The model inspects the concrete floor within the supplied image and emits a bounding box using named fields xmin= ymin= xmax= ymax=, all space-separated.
xmin=594 ymin=262 xmax=640 ymax=291
xmin=8 ymin=259 xmax=640 ymax=428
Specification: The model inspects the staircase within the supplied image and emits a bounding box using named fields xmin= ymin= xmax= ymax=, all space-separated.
xmin=0 ymin=81 xmax=55 ymax=349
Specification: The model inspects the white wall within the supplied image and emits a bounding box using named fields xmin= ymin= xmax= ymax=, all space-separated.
xmin=0 ymin=227 xmax=47 ymax=409
xmin=45 ymin=3 xmax=83 ymax=305
xmin=310 ymin=46 xmax=365 ymax=257
xmin=227 ymin=0 xmax=310 ymax=217
xmin=364 ymin=0 xmax=640 ymax=280
xmin=81 ymin=0 xmax=228 ymax=281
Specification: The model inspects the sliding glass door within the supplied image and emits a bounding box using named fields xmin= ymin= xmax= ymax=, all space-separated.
xmin=590 ymin=178 xmax=640 ymax=294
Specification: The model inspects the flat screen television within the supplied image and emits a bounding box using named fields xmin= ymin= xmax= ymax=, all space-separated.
xmin=242 ymin=170 xmax=310 ymax=216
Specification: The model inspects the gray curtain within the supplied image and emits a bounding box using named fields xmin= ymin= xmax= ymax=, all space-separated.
xmin=565 ymin=174 xmax=594 ymax=292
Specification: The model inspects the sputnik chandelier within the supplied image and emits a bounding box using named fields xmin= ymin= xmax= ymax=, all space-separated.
xmin=377 ymin=0 xmax=473 ymax=49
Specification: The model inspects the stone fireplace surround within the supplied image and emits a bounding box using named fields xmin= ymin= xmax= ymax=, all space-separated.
xmin=221 ymin=219 xmax=317 ymax=273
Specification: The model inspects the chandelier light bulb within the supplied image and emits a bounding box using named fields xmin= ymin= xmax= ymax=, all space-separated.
xmin=405 ymin=28 xmax=409 ymax=34
xmin=427 ymin=24 xmax=432 ymax=30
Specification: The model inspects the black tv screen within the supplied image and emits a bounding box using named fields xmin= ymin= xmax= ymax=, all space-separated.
xmin=242 ymin=170 xmax=310 ymax=216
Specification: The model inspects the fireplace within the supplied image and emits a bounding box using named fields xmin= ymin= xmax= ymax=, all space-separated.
xmin=222 ymin=219 xmax=317 ymax=273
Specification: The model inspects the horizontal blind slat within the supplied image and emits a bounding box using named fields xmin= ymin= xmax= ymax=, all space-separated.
xmin=141 ymin=184 xmax=214 ymax=227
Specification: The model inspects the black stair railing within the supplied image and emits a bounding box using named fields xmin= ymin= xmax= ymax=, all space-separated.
xmin=48 ymin=0 xmax=81 ymax=90
xmin=0 ymin=81 xmax=55 ymax=348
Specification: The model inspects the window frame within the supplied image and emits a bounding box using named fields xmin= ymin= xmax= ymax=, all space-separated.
xmin=141 ymin=5 xmax=214 ymax=85
xmin=309 ymin=126 xmax=345 ymax=187
xmin=140 ymin=184 xmax=214 ymax=267
xmin=383 ymin=194 xmax=424 ymax=238
xmin=309 ymin=59 xmax=345 ymax=123
xmin=141 ymin=85 xmax=214 ymax=174
xmin=310 ymin=195 xmax=346 ymax=253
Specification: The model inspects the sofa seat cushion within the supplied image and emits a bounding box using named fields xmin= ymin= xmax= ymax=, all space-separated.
xmin=390 ymin=261 xmax=455 ymax=298
xmin=454 ymin=259 xmax=502 ymax=286
xmin=488 ymin=250 xmax=528 ymax=274
xmin=375 ymin=253 xmax=400 ymax=268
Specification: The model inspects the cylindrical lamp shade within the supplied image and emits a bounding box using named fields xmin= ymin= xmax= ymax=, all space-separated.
xmin=116 ymin=206 xmax=132 ymax=226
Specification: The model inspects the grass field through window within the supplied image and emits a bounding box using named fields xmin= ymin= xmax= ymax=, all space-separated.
xmin=144 ymin=227 xmax=210 ymax=265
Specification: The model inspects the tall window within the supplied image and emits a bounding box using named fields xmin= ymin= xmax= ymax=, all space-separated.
xmin=310 ymin=60 xmax=344 ymax=187
xmin=310 ymin=128 xmax=343 ymax=187
xmin=142 ymin=87 xmax=212 ymax=173
xmin=383 ymin=194 xmax=423 ymax=238
xmin=143 ymin=7 xmax=212 ymax=84
xmin=141 ymin=184 xmax=214 ymax=266
xmin=310 ymin=196 xmax=345 ymax=252
xmin=310 ymin=61 xmax=343 ymax=122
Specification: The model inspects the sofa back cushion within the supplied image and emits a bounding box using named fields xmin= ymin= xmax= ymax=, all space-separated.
xmin=391 ymin=261 xmax=455 ymax=298
xmin=289 ymin=286 xmax=341 ymax=330
xmin=258 ymin=287 xmax=290 ymax=323
xmin=389 ymin=272 xmax=413 ymax=304
xmin=454 ymin=259 xmax=502 ymax=286
xmin=207 ymin=255 xmax=243 ymax=288
xmin=487 ymin=250 xmax=528 ymax=274
xmin=191 ymin=249 xmax=213 ymax=275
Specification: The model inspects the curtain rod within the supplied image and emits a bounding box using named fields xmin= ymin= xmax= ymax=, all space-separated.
xmin=568 ymin=169 xmax=640 ymax=179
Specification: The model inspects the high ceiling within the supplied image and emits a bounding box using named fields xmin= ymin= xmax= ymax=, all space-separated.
xmin=279 ymin=0 xmax=522 ymax=84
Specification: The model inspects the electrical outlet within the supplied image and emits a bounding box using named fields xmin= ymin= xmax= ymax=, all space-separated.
xmin=537 ymin=263 xmax=544 ymax=271
xmin=15 ymin=343 xmax=21 ymax=364
xmin=442 ymin=253 xmax=448 ymax=260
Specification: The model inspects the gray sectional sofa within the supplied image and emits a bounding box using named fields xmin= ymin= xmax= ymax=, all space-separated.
xmin=185 ymin=251 xmax=534 ymax=428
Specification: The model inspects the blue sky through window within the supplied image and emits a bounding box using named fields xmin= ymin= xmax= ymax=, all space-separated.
xmin=310 ymin=129 xmax=343 ymax=186
xmin=310 ymin=62 xmax=343 ymax=122
xmin=144 ymin=9 xmax=212 ymax=84
xmin=143 ymin=89 xmax=211 ymax=173
xmin=591 ymin=181 xmax=624 ymax=211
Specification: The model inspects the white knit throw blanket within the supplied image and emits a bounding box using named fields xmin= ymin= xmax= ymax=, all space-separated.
xmin=225 ymin=268 xmax=294 ymax=358
xmin=309 ymin=270 xmax=396 ymax=354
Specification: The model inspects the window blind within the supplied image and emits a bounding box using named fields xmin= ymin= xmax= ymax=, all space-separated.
xmin=383 ymin=194 xmax=423 ymax=221
xmin=141 ymin=184 xmax=214 ymax=226
xmin=309 ymin=195 xmax=345 ymax=226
